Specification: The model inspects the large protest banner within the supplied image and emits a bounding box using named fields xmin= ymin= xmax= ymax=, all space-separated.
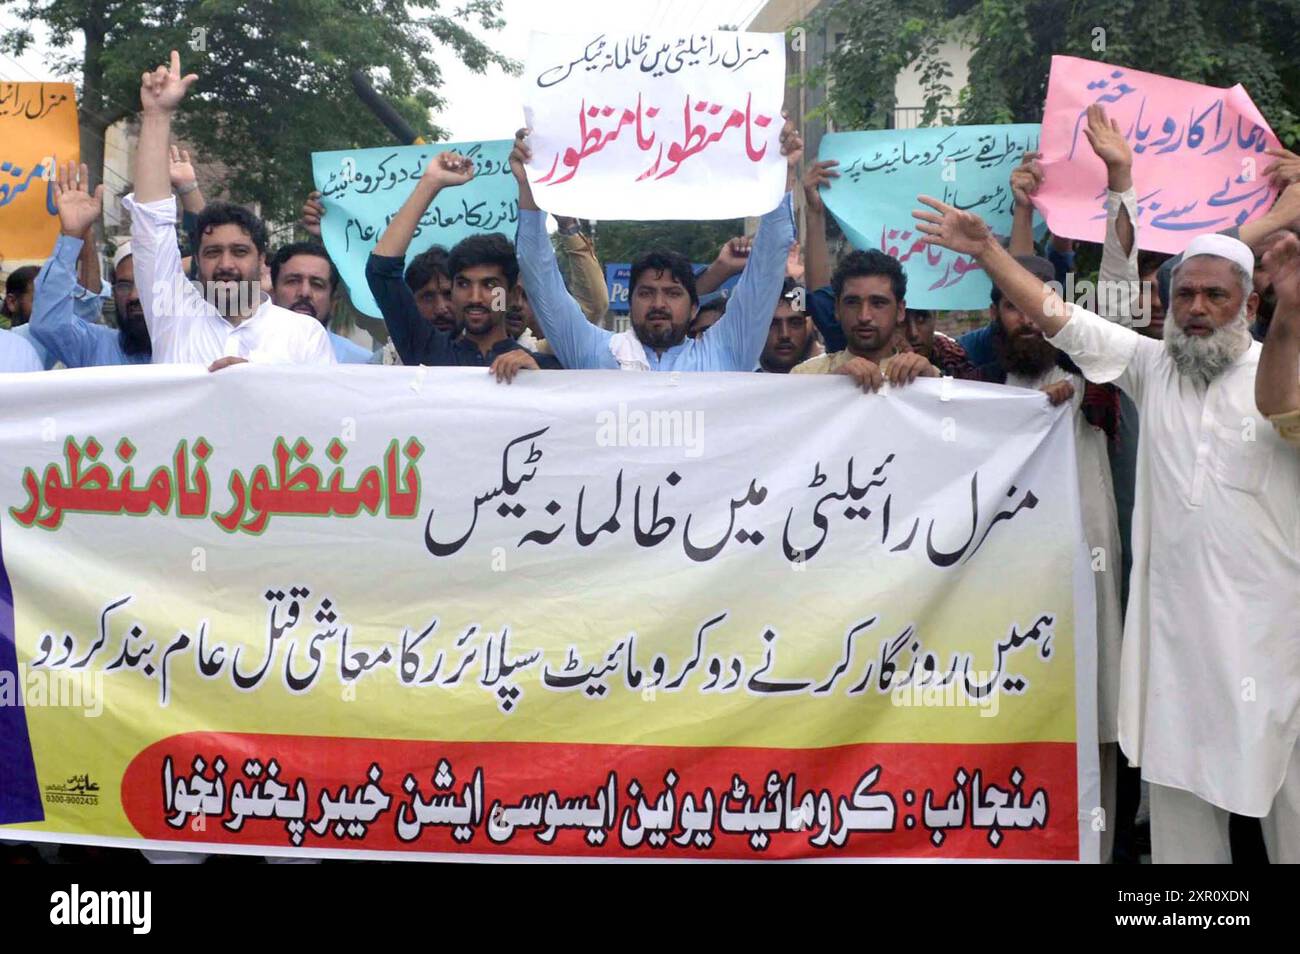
xmin=0 ymin=83 xmax=78 ymax=262
xmin=311 ymin=140 xmax=516 ymax=317
xmin=521 ymin=31 xmax=787 ymax=220
xmin=816 ymin=125 xmax=1040 ymax=311
xmin=0 ymin=367 xmax=1098 ymax=861
xmin=1035 ymin=56 xmax=1281 ymax=253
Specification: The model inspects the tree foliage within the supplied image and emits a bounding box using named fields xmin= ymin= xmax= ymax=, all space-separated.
xmin=802 ymin=0 xmax=962 ymax=130
xmin=1 ymin=0 xmax=518 ymax=220
xmin=801 ymin=0 xmax=1300 ymax=144
xmin=592 ymin=218 xmax=746 ymax=266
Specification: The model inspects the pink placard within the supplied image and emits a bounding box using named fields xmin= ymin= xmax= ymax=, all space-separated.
xmin=1035 ymin=56 xmax=1281 ymax=254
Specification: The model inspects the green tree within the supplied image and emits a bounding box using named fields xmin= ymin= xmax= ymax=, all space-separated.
xmin=959 ymin=0 xmax=1299 ymax=143
xmin=800 ymin=0 xmax=1300 ymax=144
xmin=592 ymin=219 xmax=746 ymax=266
xmin=800 ymin=0 xmax=965 ymax=130
xmin=1 ymin=0 xmax=518 ymax=221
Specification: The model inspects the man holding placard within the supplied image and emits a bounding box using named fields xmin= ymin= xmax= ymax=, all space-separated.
xmin=508 ymin=121 xmax=800 ymax=372
xmin=364 ymin=149 xmax=559 ymax=376
xmin=790 ymin=248 xmax=937 ymax=390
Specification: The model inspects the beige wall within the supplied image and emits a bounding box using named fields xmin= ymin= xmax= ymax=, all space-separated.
xmin=893 ymin=38 xmax=972 ymax=126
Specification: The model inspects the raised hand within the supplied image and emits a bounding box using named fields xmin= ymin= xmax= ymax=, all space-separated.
xmin=422 ymin=151 xmax=475 ymax=189
xmin=53 ymin=161 xmax=104 ymax=238
xmin=140 ymin=49 xmax=198 ymax=114
xmin=301 ymin=190 xmax=325 ymax=237
xmin=508 ymin=126 xmax=539 ymax=212
xmin=169 ymin=144 xmax=197 ymax=189
xmin=1263 ymin=231 xmax=1300 ymax=314
xmin=1010 ymin=150 xmax=1043 ymax=208
xmin=508 ymin=127 xmax=532 ymax=186
xmin=780 ymin=112 xmax=804 ymax=190
xmin=803 ymin=159 xmax=839 ymax=214
xmin=1263 ymin=146 xmax=1300 ymax=190
xmin=1082 ymin=104 xmax=1132 ymax=191
xmin=912 ymin=195 xmax=995 ymax=257
xmin=1082 ymin=104 xmax=1131 ymax=168
xmin=716 ymin=236 xmax=752 ymax=272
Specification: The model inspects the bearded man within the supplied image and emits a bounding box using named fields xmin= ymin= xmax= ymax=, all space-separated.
xmin=916 ymin=194 xmax=1300 ymax=864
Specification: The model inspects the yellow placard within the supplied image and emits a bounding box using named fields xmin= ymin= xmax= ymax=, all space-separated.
xmin=0 ymin=82 xmax=79 ymax=263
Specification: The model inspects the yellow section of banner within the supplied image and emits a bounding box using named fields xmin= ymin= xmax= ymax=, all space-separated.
xmin=0 ymin=83 xmax=78 ymax=262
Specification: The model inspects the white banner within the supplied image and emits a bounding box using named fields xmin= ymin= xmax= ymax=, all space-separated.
xmin=0 ymin=367 xmax=1098 ymax=861
xmin=521 ymin=31 xmax=787 ymax=219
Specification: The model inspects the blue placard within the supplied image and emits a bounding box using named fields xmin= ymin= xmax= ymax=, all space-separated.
xmin=817 ymin=124 xmax=1041 ymax=310
xmin=312 ymin=141 xmax=518 ymax=317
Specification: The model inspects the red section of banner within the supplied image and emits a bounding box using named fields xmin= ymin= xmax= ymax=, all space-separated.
xmin=121 ymin=734 xmax=1078 ymax=860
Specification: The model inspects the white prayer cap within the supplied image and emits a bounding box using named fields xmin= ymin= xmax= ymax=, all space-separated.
xmin=1177 ymin=233 xmax=1255 ymax=277
xmin=111 ymin=241 xmax=133 ymax=271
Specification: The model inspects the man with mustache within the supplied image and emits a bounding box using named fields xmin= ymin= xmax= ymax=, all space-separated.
xmin=304 ymin=191 xmax=458 ymax=340
xmin=508 ymin=119 xmax=801 ymax=372
xmin=376 ymin=246 xmax=456 ymax=366
xmin=915 ymin=195 xmax=1300 ymax=863
xmin=30 ymin=162 xmax=152 ymax=366
xmin=791 ymin=249 xmax=936 ymax=390
xmin=504 ymin=281 xmax=551 ymax=355
xmin=124 ymin=50 xmax=334 ymax=370
xmin=268 ymin=242 xmax=372 ymax=363
xmin=757 ymin=280 xmax=816 ymax=373
xmin=902 ymin=308 xmax=975 ymax=378
xmin=406 ymin=246 xmax=458 ymax=335
xmin=364 ymin=151 xmax=558 ymax=379
xmin=492 ymin=218 xmax=607 ymax=357
xmin=1152 ymin=181 xmax=1300 ymax=344
xmin=688 ymin=297 xmax=727 ymax=340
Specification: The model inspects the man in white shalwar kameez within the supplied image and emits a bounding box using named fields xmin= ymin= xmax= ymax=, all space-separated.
xmin=914 ymin=195 xmax=1300 ymax=864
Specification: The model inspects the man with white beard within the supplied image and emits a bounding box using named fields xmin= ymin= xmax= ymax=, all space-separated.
xmin=913 ymin=196 xmax=1300 ymax=863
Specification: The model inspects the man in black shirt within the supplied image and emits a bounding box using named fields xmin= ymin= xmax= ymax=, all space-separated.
xmin=364 ymin=150 xmax=559 ymax=375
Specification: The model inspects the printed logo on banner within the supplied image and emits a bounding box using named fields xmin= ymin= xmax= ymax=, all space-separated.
xmin=44 ymin=772 xmax=100 ymax=807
